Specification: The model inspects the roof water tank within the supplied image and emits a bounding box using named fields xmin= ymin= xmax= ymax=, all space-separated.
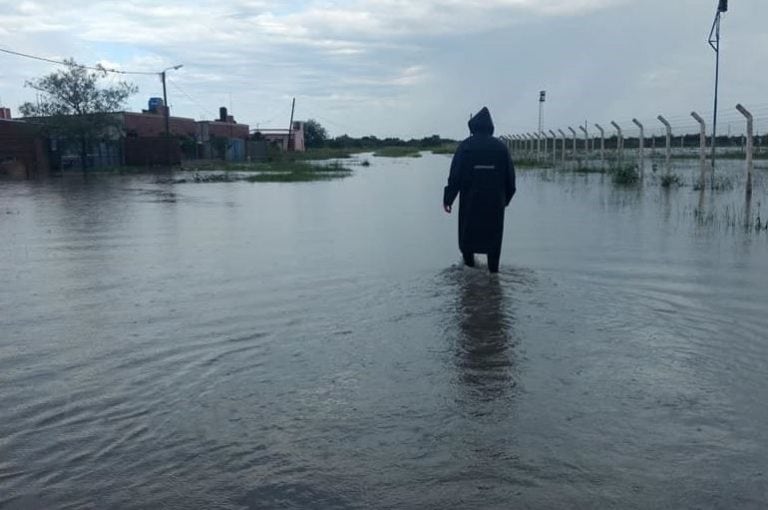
xmin=148 ymin=97 xmax=164 ymax=112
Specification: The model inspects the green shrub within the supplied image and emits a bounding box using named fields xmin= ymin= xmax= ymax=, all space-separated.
xmin=612 ymin=165 xmax=640 ymax=185
xmin=660 ymin=174 xmax=682 ymax=188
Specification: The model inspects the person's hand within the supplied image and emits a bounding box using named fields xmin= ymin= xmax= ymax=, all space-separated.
xmin=443 ymin=204 xmax=452 ymax=214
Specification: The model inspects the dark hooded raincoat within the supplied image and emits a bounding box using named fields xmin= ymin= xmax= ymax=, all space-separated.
xmin=443 ymin=107 xmax=516 ymax=257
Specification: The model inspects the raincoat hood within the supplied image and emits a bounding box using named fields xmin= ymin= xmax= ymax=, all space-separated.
xmin=468 ymin=107 xmax=495 ymax=136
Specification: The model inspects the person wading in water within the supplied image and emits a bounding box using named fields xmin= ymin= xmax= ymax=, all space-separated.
xmin=443 ymin=107 xmax=516 ymax=273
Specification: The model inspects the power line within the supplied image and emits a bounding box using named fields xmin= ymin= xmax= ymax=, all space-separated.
xmin=166 ymin=77 xmax=217 ymax=120
xmin=0 ymin=46 xmax=158 ymax=76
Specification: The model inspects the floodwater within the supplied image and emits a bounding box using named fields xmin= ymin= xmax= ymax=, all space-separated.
xmin=1 ymin=154 xmax=767 ymax=509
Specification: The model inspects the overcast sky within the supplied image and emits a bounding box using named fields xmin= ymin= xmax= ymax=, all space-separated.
xmin=1 ymin=0 xmax=766 ymax=139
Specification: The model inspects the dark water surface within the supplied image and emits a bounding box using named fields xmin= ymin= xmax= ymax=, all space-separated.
xmin=2 ymin=155 xmax=768 ymax=509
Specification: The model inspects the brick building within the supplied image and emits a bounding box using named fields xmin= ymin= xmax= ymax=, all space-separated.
xmin=6 ymin=99 xmax=254 ymax=170
xmin=256 ymin=121 xmax=306 ymax=152
xmin=197 ymin=107 xmax=250 ymax=160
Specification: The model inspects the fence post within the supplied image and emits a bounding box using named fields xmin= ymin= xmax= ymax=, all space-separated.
xmin=579 ymin=126 xmax=589 ymax=161
xmin=568 ymin=127 xmax=577 ymax=160
xmin=691 ymin=112 xmax=707 ymax=188
xmin=736 ymin=104 xmax=754 ymax=197
xmin=632 ymin=118 xmax=645 ymax=178
xmin=611 ymin=121 xmax=623 ymax=165
xmin=548 ymin=130 xmax=557 ymax=165
xmin=594 ymin=123 xmax=605 ymax=168
xmin=657 ymin=115 xmax=672 ymax=175
xmin=558 ymin=129 xmax=567 ymax=164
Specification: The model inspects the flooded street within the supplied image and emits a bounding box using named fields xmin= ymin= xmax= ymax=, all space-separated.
xmin=2 ymin=154 xmax=768 ymax=509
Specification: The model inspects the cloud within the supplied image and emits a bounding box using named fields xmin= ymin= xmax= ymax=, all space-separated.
xmin=0 ymin=0 xmax=766 ymax=138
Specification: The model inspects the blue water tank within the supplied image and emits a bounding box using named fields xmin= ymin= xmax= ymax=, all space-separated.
xmin=148 ymin=97 xmax=164 ymax=112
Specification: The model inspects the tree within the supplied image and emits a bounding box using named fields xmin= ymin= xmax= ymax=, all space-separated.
xmin=19 ymin=59 xmax=138 ymax=174
xmin=303 ymin=119 xmax=328 ymax=148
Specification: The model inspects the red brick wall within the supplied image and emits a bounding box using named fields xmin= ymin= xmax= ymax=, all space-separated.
xmin=201 ymin=121 xmax=250 ymax=140
xmin=0 ymin=120 xmax=49 ymax=178
xmin=124 ymin=137 xmax=181 ymax=166
xmin=123 ymin=112 xmax=197 ymax=138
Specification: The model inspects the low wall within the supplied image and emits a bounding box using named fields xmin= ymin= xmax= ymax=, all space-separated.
xmin=0 ymin=122 xmax=50 ymax=179
xmin=124 ymin=137 xmax=181 ymax=166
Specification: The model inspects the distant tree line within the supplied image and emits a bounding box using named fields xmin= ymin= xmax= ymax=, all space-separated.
xmin=303 ymin=119 xmax=456 ymax=150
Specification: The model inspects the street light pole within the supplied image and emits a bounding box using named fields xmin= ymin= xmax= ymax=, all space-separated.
xmin=162 ymin=71 xmax=169 ymax=137
xmin=538 ymin=90 xmax=546 ymax=157
xmin=708 ymin=0 xmax=728 ymax=188
xmin=160 ymin=64 xmax=183 ymax=165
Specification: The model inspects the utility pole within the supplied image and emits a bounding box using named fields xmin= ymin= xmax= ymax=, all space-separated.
xmin=162 ymin=71 xmax=168 ymax=137
xmin=287 ymin=97 xmax=296 ymax=151
xmin=708 ymin=0 xmax=728 ymax=188
xmin=538 ymin=90 xmax=546 ymax=156
xmin=160 ymin=64 xmax=183 ymax=166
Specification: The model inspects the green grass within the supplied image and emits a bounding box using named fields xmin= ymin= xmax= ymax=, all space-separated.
xmin=430 ymin=144 xmax=459 ymax=155
xmin=287 ymin=147 xmax=358 ymax=160
xmin=373 ymin=147 xmax=423 ymax=158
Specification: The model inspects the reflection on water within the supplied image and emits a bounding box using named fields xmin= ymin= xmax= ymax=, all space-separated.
xmin=452 ymin=269 xmax=516 ymax=402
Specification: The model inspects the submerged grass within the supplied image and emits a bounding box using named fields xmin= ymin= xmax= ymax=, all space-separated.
xmin=174 ymin=160 xmax=352 ymax=183
xmin=514 ymin=157 xmax=553 ymax=168
xmin=611 ymin=164 xmax=640 ymax=186
xmin=660 ymin=174 xmax=683 ymax=188
xmin=244 ymin=161 xmax=351 ymax=182
xmin=693 ymin=175 xmax=735 ymax=192
xmin=573 ymin=164 xmax=606 ymax=174
xmin=693 ymin=201 xmax=768 ymax=232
